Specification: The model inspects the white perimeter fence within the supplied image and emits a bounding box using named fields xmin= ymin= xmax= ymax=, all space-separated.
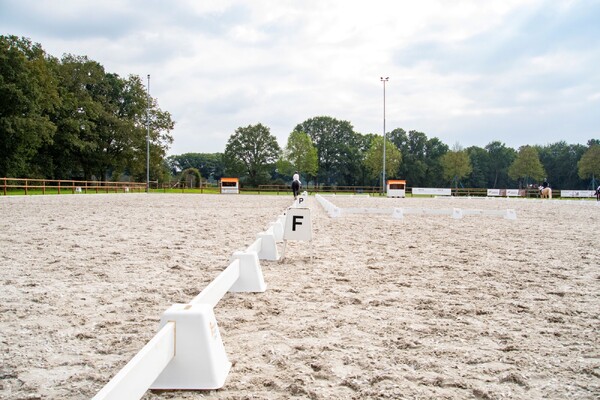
xmin=477 ymin=196 xmax=599 ymax=206
xmin=92 ymin=197 xmax=309 ymax=399
xmin=315 ymin=194 xmax=517 ymax=220
xmin=417 ymin=187 xmax=596 ymax=199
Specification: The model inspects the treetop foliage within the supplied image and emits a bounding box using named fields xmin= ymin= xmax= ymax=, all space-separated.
xmin=441 ymin=147 xmax=472 ymax=187
xmin=577 ymin=144 xmax=600 ymax=180
xmin=223 ymin=123 xmax=280 ymax=186
xmin=1 ymin=35 xmax=174 ymax=181
xmin=281 ymin=131 xmax=318 ymax=179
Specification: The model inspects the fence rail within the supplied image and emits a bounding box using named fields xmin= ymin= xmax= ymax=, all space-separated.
xmin=1 ymin=177 xmax=146 ymax=195
xmin=257 ymin=185 xmax=563 ymax=198
xmin=257 ymin=185 xmax=381 ymax=195
xmin=2 ymin=178 xmax=581 ymax=199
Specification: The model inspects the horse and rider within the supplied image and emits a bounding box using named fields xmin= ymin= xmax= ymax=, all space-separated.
xmin=292 ymin=171 xmax=301 ymax=200
xmin=595 ymin=185 xmax=600 ymax=201
xmin=539 ymin=180 xmax=552 ymax=198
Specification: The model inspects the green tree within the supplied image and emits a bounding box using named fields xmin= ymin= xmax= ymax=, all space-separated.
xmin=224 ymin=123 xmax=281 ymax=186
xmin=577 ymin=144 xmax=600 ymax=184
xmin=281 ymin=131 xmax=318 ymax=182
xmin=441 ymin=143 xmax=472 ymax=188
xmin=485 ymin=141 xmax=516 ymax=188
xmin=508 ymin=145 xmax=546 ymax=187
xmin=354 ymin=133 xmax=379 ymax=185
xmin=387 ymin=128 xmax=411 ymax=184
xmin=388 ymin=128 xmax=408 ymax=153
xmin=48 ymin=55 xmax=109 ymax=179
xmin=0 ymin=35 xmax=58 ymax=177
xmin=47 ymin=56 xmax=173 ymax=181
xmin=337 ymin=131 xmax=367 ymax=186
xmin=0 ymin=35 xmax=174 ymax=181
xmin=364 ymin=136 xmax=402 ymax=182
xmin=293 ymin=116 xmax=355 ymax=185
xmin=397 ymin=130 xmax=428 ymax=186
xmin=167 ymin=153 xmax=224 ymax=181
xmin=538 ymin=141 xmax=587 ymax=189
xmin=424 ymin=137 xmax=449 ymax=186
xmin=179 ymin=167 xmax=202 ymax=188
xmin=274 ymin=158 xmax=294 ymax=180
xmin=466 ymin=146 xmax=490 ymax=188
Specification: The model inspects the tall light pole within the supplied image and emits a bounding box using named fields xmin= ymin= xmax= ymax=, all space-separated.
xmin=380 ymin=77 xmax=389 ymax=195
xmin=146 ymin=74 xmax=150 ymax=193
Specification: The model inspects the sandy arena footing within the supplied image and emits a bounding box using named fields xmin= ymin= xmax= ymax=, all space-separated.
xmin=1 ymin=193 xmax=599 ymax=399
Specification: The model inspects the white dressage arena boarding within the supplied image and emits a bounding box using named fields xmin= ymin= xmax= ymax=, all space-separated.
xmin=315 ymin=194 xmax=517 ymax=220
xmin=92 ymin=197 xmax=306 ymax=399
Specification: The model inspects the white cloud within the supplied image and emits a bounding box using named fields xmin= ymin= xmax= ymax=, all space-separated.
xmin=2 ymin=0 xmax=598 ymax=153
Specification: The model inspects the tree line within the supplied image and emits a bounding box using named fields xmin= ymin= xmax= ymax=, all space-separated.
xmin=0 ymin=35 xmax=174 ymax=181
xmin=3 ymin=36 xmax=599 ymax=190
xmin=169 ymin=118 xmax=599 ymax=190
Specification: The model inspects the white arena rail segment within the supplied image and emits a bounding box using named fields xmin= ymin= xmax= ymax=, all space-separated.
xmin=92 ymin=322 xmax=175 ymax=399
xmin=461 ymin=208 xmax=517 ymax=219
xmin=93 ymin=201 xmax=296 ymax=399
xmin=95 ymin=255 xmax=266 ymax=398
xmin=342 ymin=207 xmax=393 ymax=215
xmin=394 ymin=207 xmax=516 ymax=220
xmin=151 ymin=251 xmax=267 ymax=391
xmin=315 ymin=194 xmax=342 ymax=217
xmin=316 ymin=195 xmax=516 ymax=220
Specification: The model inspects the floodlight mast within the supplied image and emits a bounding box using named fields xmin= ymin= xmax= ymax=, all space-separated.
xmin=146 ymin=74 xmax=150 ymax=193
xmin=380 ymin=77 xmax=389 ymax=195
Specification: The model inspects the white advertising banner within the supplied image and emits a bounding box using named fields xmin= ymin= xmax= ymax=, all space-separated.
xmin=560 ymin=190 xmax=595 ymax=198
xmin=412 ymin=187 xmax=452 ymax=196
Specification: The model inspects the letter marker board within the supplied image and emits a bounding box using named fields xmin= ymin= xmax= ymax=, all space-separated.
xmin=281 ymin=207 xmax=312 ymax=261
xmin=284 ymin=207 xmax=311 ymax=240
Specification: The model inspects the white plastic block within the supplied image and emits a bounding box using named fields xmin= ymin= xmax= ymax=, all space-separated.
xmin=392 ymin=208 xmax=404 ymax=219
xmin=504 ymin=209 xmax=517 ymax=220
xmin=150 ymin=303 xmax=231 ymax=390
xmin=277 ymin=214 xmax=286 ymax=228
xmin=452 ymin=208 xmax=463 ymax=219
xmin=269 ymin=220 xmax=284 ymax=241
xmin=229 ymin=251 xmax=266 ymax=293
xmin=256 ymin=232 xmax=279 ymax=260
xmin=330 ymin=207 xmax=342 ymax=218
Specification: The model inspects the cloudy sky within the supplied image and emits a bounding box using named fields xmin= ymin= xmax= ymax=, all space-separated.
xmin=2 ymin=0 xmax=599 ymax=154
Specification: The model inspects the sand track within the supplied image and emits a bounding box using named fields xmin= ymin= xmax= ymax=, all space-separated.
xmin=1 ymin=194 xmax=598 ymax=399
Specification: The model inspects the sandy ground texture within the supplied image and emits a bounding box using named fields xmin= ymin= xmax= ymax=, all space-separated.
xmin=0 ymin=193 xmax=599 ymax=399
